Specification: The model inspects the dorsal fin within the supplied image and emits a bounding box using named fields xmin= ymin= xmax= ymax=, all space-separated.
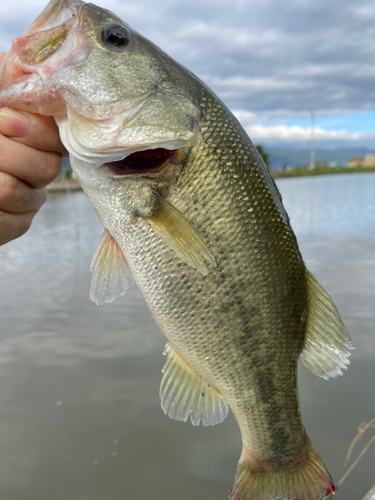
xmin=299 ymin=269 xmax=354 ymax=379
xmin=146 ymin=193 xmax=216 ymax=276
xmin=160 ymin=344 xmax=229 ymax=426
xmin=90 ymin=229 xmax=132 ymax=305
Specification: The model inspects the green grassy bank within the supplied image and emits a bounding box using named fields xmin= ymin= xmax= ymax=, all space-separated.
xmin=272 ymin=166 xmax=375 ymax=178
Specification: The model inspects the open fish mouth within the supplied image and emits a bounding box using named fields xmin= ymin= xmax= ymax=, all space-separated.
xmin=107 ymin=148 xmax=176 ymax=175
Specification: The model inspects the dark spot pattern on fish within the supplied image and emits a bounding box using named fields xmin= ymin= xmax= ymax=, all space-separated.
xmin=252 ymin=361 xmax=291 ymax=466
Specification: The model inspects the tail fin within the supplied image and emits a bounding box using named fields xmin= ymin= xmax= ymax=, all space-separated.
xmin=229 ymin=438 xmax=335 ymax=500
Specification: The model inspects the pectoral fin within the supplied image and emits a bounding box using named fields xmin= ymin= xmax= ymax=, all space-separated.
xmin=160 ymin=344 xmax=228 ymax=426
xmin=90 ymin=229 xmax=132 ymax=305
xmin=299 ymin=269 xmax=354 ymax=379
xmin=145 ymin=194 xmax=216 ymax=275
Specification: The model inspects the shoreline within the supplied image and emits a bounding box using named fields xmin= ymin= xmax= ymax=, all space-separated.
xmin=272 ymin=166 xmax=375 ymax=178
xmin=47 ymin=167 xmax=375 ymax=192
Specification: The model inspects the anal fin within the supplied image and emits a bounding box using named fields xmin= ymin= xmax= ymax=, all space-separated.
xmin=299 ymin=269 xmax=354 ymax=380
xmin=90 ymin=229 xmax=133 ymax=305
xmin=160 ymin=344 xmax=228 ymax=426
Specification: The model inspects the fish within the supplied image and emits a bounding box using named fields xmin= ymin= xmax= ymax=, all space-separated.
xmin=0 ymin=1 xmax=354 ymax=499
xmin=363 ymin=485 xmax=375 ymax=500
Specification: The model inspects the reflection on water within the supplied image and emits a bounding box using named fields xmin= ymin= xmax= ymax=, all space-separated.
xmin=0 ymin=173 xmax=374 ymax=500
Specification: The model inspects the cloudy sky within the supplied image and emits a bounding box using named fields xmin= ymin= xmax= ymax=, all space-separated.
xmin=1 ymin=0 xmax=375 ymax=149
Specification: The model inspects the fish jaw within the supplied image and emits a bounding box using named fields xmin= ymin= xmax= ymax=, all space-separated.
xmin=12 ymin=18 xmax=77 ymax=67
xmin=23 ymin=0 xmax=84 ymax=35
xmin=0 ymin=0 xmax=86 ymax=115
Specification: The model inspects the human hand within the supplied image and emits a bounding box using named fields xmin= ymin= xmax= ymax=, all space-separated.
xmin=0 ymin=52 xmax=67 ymax=246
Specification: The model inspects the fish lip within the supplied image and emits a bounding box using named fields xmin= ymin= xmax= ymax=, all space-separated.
xmin=0 ymin=0 xmax=88 ymax=113
xmin=11 ymin=0 xmax=82 ymax=61
xmin=25 ymin=0 xmax=83 ymax=34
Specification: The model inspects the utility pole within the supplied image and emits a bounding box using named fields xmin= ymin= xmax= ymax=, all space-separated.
xmin=309 ymin=112 xmax=316 ymax=169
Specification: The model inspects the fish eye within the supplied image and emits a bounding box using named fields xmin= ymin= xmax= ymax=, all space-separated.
xmin=101 ymin=24 xmax=129 ymax=49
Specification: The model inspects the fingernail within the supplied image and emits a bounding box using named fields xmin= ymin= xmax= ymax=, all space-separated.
xmin=0 ymin=107 xmax=30 ymax=137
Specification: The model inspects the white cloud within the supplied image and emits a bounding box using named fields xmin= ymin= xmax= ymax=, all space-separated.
xmin=177 ymin=22 xmax=279 ymax=49
xmin=246 ymin=124 xmax=374 ymax=143
xmin=0 ymin=0 xmax=49 ymax=29
xmin=351 ymin=2 xmax=375 ymax=18
xmin=210 ymin=76 xmax=312 ymax=99
xmin=230 ymin=109 xmax=375 ymax=146
xmin=232 ymin=110 xmax=258 ymax=125
xmin=286 ymin=64 xmax=353 ymax=78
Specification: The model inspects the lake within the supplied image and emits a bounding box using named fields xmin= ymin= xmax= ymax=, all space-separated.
xmin=0 ymin=172 xmax=374 ymax=500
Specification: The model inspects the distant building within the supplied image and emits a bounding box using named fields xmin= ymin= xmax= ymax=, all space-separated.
xmin=363 ymin=153 xmax=375 ymax=166
xmin=347 ymin=153 xmax=375 ymax=167
xmin=347 ymin=157 xmax=363 ymax=167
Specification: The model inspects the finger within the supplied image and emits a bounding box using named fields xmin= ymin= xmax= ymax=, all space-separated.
xmin=0 ymin=108 xmax=67 ymax=156
xmin=0 ymin=107 xmax=30 ymax=137
xmin=0 ymin=134 xmax=62 ymax=188
xmin=0 ymin=52 xmax=5 ymax=62
xmin=0 ymin=171 xmax=47 ymax=213
xmin=0 ymin=209 xmax=36 ymax=246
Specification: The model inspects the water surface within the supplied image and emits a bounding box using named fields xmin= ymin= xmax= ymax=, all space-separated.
xmin=0 ymin=173 xmax=374 ymax=500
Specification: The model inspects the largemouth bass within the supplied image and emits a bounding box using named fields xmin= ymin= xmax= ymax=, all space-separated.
xmin=0 ymin=1 xmax=353 ymax=498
